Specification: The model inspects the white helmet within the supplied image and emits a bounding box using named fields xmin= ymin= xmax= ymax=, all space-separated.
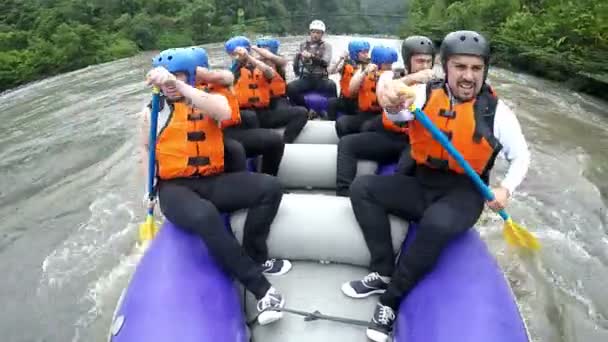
xmin=309 ymin=20 xmax=326 ymax=33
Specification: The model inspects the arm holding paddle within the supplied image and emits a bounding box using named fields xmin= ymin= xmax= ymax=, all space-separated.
xmin=315 ymin=42 xmax=332 ymax=68
xmin=327 ymin=50 xmax=349 ymax=75
xmin=398 ymin=69 xmax=436 ymax=86
xmin=233 ymin=46 xmax=275 ymax=80
xmin=380 ymin=79 xmax=525 ymax=206
xmin=488 ymin=101 xmax=531 ymax=210
xmin=348 ymin=63 xmax=377 ymax=97
xmin=196 ymin=67 xmax=234 ymax=87
xmin=252 ymin=45 xmax=287 ymax=67
xmin=380 ymin=80 xmax=538 ymax=250
xmin=377 ymin=77 xmax=423 ymax=120
xmin=138 ymin=106 xmax=152 ymax=178
xmin=146 ymin=67 xmax=230 ymax=121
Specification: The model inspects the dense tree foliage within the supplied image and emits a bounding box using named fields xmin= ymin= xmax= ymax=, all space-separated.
xmin=402 ymin=0 xmax=607 ymax=97
xmin=1 ymin=0 xmax=605 ymax=97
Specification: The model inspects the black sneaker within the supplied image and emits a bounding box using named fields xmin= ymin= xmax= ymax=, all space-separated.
xmin=261 ymin=259 xmax=292 ymax=276
xmin=341 ymin=272 xmax=390 ymax=298
xmin=366 ymin=303 xmax=396 ymax=342
xmin=256 ymin=287 xmax=285 ymax=325
xmin=307 ymin=109 xmax=319 ymax=120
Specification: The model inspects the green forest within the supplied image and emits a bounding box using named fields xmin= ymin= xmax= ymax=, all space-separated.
xmin=1 ymin=0 xmax=606 ymax=97
xmin=402 ymin=0 xmax=607 ymax=97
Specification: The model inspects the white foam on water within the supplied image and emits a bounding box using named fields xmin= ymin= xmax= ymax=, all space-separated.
xmin=71 ymin=240 xmax=148 ymax=342
xmin=40 ymin=194 xmax=136 ymax=289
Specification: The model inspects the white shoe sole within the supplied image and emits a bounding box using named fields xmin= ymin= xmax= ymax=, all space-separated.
xmin=366 ymin=328 xmax=390 ymax=342
xmin=341 ymin=282 xmax=386 ymax=298
xmin=263 ymin=260 xmax=293 ymax=276
xmin=257 ymin=298 xmax=286 ymax=326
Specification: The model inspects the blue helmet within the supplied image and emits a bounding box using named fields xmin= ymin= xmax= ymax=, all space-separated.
xmin=151 ymin=48 xmax=198 ymax=86
xmin=225 ymin=36 xmax=251 ymax=54
xmin=190 ymin=46 xmax=209 ymax=69
xmin=371 ymin=46 xmax=398 ymax=66
xmin=256 ymin=37 xmax=280 ymax=55
xmin=348 ymin=40 xmax=370 ymax=62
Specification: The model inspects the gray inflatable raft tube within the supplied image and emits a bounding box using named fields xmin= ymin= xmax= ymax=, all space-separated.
xmin=277 ymin=144 xmax=378 ymax=189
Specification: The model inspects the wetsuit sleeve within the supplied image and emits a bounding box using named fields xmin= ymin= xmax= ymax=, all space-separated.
xmin=318 ymin=42 xmax=332 ymax=68
xmin=493 ymin=100 xmax=531 ymax=194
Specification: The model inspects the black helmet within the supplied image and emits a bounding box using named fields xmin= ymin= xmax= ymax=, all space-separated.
xmin=440 ymin=30 xmax=490 ymax=80
xmin=401 ymin=35 xmax=435 ymax=72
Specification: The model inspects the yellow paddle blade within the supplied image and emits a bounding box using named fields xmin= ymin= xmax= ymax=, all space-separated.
xmin=138 ymin=215 xmax=159 ymax=242
xmin=502 ymin=224 xmax=520 ymax=247
xmin=503 ymin=218 xmax=540 ymax=251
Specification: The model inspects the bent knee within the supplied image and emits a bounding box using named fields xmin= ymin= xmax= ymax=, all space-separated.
xmin=349 ymin=175 xmax=377 ymax=200
xmin=264 ymin=130 xmax=285 ymax=147
xmin=250 ymin=173 xmax=283 ymax=200
xmin=337 ymin=134 xmax=358 ymax=152
xmin=335 ymin=117 xmax=349 ymax=136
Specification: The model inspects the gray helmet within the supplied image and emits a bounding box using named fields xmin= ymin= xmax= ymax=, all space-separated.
xmin=440 ymin=30 xmax=490 ymax=80
xmin=401 ymin=35 xmax=435 ymax=72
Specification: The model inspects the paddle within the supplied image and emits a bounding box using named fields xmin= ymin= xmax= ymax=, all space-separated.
xmin=397 ymin=87 xmax=540 ymax=250
xmin=138 ymin=86 xmax=161 ymax=242
xmin=248 ymin=307 xmax=369 ymax=328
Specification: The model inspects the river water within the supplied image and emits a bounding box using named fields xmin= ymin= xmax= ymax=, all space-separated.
xmin=0 ymin=36 xmax=606 ymax=342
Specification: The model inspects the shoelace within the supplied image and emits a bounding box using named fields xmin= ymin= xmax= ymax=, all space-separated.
xmin=363 ymin=272 xmax=381 ymax=285
xmin=377 ymin=306 xmax=395 ymax=325
xmin=258 ymin=291 xmax=279 ymax=311
xmin=263 ymin=259 xmax=276 ymax=268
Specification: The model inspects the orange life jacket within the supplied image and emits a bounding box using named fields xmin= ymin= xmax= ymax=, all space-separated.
xmin=269 ymin=71 xmax=286 ymax=98
xmin=201 ymin=83 xmax=241 ymax=129
xmin=156 ymin=100 xmax=224 ymax=180
xmin=234 ymin=66 xmax=271 ymax=109
xmin=339 ymin=62 xmax=356 ymax=98
xmin=357 ymin=71 xmax=382 ymax=112
xmin=409 ymin=81 xmax=502 ymax=175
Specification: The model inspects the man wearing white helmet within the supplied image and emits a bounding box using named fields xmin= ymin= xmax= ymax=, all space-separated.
xmin=287 ymin=19 xmax=337 ymax=117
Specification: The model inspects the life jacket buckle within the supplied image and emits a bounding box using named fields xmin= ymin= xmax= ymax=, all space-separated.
xmin=187 ymin=156 xmax=211 ymax=166
xmin=249 ymin=84 xmax=259 ymax=89
xmin=187 ymin=131 xmax=206 ymax=141
xmin=187 ymin=113 xmax=205 ymax=121
xmin=249 ymin=97 xmax=260 ymax=103
xmin=439 ymin=109 xmax=456 ymax=118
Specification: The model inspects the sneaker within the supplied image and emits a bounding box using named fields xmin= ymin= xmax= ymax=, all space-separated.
xmin=366 ymin=303 xmax=396 ymax=342
xmin=261 ymin=259 xmax=292 ymax=276
xmin=257 ymin=287 xmax=285 ymax=325
xmin=341 ymin=272 xmax=390 ymax=298
xmin=307 ymin=109 xmax=319 ymax=120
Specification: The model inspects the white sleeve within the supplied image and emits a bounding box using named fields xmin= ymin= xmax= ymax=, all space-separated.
xmin=378 ymin=70 xmax=395 ymax=83
xmin=383 ymin=83 xmax=427 ymax=122
xmin=493 ymin=100 xmax=530 ymax=194
xmin=413 ymin=83 xmax=427 ymax=109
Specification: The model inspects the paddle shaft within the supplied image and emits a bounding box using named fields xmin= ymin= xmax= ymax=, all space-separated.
xmin=413 ymin=108 xmax=510 ymax=221
xmin=248 ymin=307 xmax=369 ymax=328
xmin=146 ymin=88 xmax=161 ymax=216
